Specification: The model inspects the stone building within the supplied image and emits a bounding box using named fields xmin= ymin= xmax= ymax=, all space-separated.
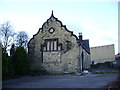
xmin=28 ymin=11 xmax=91 ymax=74
xmin=90 ymin=44 xmax=115 ymax=64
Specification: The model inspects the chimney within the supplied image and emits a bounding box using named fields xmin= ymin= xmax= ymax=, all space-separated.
xmin=78 ymin=32 xmax=83 ymax=41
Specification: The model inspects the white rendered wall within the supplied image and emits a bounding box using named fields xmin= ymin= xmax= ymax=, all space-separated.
xmin=90 ymin=44 xmax=115 ymax=64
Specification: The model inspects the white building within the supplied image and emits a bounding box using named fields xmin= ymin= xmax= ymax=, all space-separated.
xmin=90 ymin=44 xmax=115 ymax=64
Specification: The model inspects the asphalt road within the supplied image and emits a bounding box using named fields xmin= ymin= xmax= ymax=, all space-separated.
xmin=2 ymin=74 xmax=118 ymax=88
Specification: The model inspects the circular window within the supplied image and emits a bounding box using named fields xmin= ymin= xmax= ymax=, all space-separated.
xmin=49 ymin=28 xmax=55 ymax=34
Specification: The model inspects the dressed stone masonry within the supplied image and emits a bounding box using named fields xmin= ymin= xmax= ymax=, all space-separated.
xmin=28 ymin=11 xmax=91 ymax=74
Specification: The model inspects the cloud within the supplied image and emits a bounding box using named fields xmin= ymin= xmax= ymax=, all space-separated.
xmin=77 ymin=18 xmax=118 ymax=54
xmin=0 ymin=0 xmax=118 ymax=54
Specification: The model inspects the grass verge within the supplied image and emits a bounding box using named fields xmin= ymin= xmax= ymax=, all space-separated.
xmin=92 ymin=72 xmax=120 ymax=74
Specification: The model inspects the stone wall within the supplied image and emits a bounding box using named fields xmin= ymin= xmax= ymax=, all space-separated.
xmin=28 ymin=14 xmax=80 ymax=74
xmin=28 ymin=13 xmax=90 ymax=74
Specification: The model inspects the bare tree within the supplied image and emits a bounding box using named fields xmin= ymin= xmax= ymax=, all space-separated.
xmin=16 ymin=31 xmax=28 ymax=48
xmin=0 ymin=21 xmax=15 ymax=52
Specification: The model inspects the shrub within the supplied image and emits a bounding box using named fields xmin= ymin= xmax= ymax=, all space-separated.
xmin=14 ymin=46 xmax=29 ymax=75
xmin=2 ymin=52 xmax=15 ymax=79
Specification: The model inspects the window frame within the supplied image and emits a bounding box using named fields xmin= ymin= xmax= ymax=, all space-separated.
xmin=42 ymin=38 xmax=62 ymax=52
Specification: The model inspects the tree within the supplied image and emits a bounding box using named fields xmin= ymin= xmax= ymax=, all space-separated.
xmin=2 ymin=47 xmax=15 ymax=79
xmin=16 ymin=31 xmax=28 ymax=48
xmin=10 ymin=44 xmax=16 ymax=72
xmin=0 ymin=21 xmax=15 ymax=52
xmin=14 ymin=46 xmax=29 ymax=75
xmin=10 ymin=44 xmax=15 ymax=58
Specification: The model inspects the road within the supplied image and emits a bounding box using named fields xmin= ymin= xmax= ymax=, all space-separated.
xmin=2 ymin=74 xmax=118 ymax=88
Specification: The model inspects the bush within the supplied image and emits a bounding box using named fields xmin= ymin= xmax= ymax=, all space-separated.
xmin=14 ymin=47 xmax=29 ymax=75
xmin=2 ymin=52 xmax=15 ymax=79
xmin=2 ymin=45 xmax=29 ymax=79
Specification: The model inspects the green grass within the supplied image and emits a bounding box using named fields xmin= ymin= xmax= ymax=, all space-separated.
xmin=92 ymin=72 xmax=120 ymax=74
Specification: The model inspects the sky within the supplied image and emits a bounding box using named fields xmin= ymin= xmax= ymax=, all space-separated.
xmin=0 ymin=0 xmax=119 ymax=54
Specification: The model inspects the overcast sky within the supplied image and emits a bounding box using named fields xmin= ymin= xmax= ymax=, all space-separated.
xmin=0 ymin=0 xmax=118 ymax=54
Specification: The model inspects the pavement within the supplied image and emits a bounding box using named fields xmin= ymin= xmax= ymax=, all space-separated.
xmin=2 ymin=74 xmax=118 ymax=88
xmin=2 ymin=66 xmax=119 ymax=89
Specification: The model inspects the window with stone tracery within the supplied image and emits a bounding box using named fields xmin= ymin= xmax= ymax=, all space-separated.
xmin=43 ymin=38 xmax=62 ymax=51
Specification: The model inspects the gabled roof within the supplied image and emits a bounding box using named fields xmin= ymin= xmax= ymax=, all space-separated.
xmin=32 ymin=11 xmax=79 ymax=41
xmin=82 ymin=39 xmax=90 ymax=54
xmin=28 ymin=11 xmax=91 ymax=50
